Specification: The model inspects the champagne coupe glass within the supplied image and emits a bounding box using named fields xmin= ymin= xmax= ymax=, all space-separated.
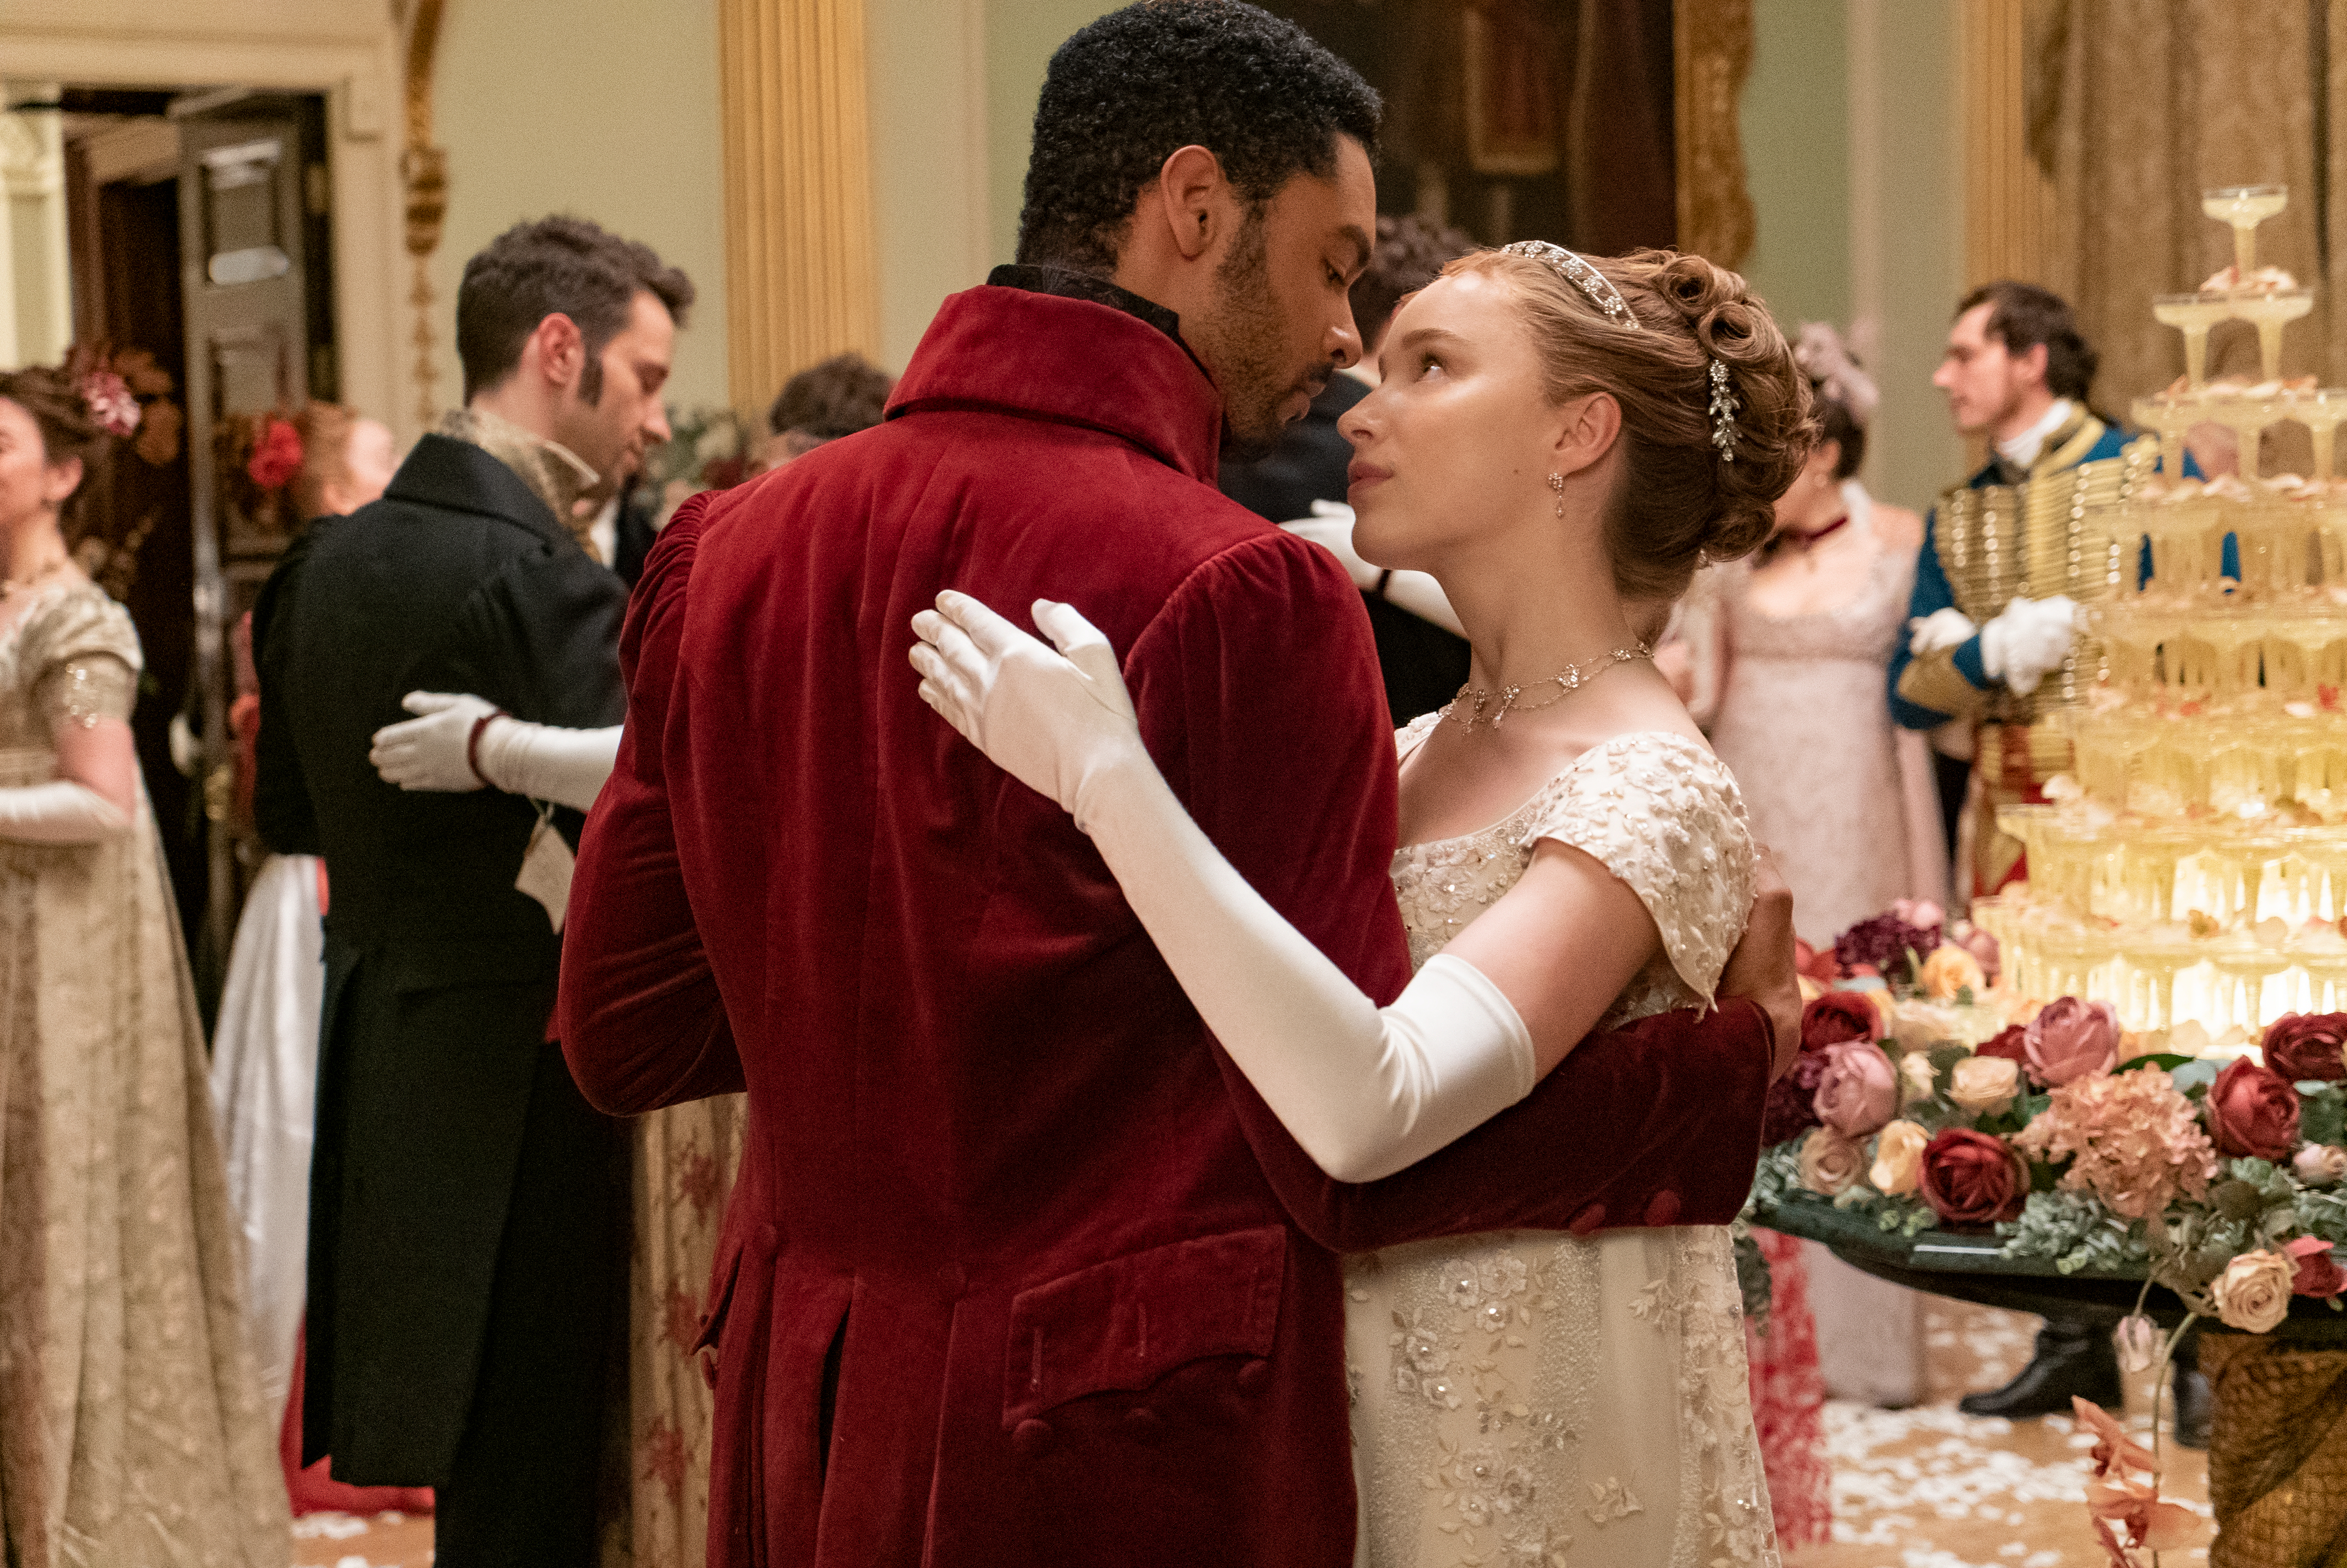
xmin=2234 ymin=286 xmax=2314 ymax=381
xmin=2153 ymin=293 xmax=2232 ymax=387
xmin=2204 ymin=184 xmax=2288 ymax=276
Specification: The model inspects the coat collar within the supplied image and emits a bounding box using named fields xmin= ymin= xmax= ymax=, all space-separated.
xmin=886 ymin=284 xmax=1227 ymax=483
xmin=384 ymin=433 xmax=576 ymax=553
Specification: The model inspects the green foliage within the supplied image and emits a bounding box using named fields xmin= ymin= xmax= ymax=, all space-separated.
xmin=1731 ymin=1218 xmax=1772 ymax=1332
xmin=2301 ymin=1083 xmax=2346 ymax=1147
xmin=2114 ymin=1053 xmax=2194 ymax=1075
xmin=1999 ymin=1189 xmax=2150 ymax=1275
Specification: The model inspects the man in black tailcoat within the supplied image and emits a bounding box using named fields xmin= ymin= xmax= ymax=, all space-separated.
xmin=254 ymin=216 xmax=692 ymax=1566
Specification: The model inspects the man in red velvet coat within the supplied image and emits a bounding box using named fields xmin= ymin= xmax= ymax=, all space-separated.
xmin=558 ymin=7 xmax=1796 ymax=1564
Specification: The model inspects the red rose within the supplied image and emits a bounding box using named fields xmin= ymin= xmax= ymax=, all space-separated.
xmin=2287 ymin=1235 xmax=2347 ymax=1299
xmin=1918 ymin=1128 xmax=2028 ymax=1227
xmin=2262 ymin=1013 xmax=2347 ymax=1083
xmin=246 ymin=416 xmax=304 ymax=492
xmin=1801 ymin=992 xmax=1878 ymax=1054
xmin=2205 ymin=1058 xmax=2302 ymax=1161
xmin=1976 ymin=1025 xmax=2031 ymax=1066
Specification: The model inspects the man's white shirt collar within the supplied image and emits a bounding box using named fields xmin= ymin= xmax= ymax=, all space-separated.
xmin=1996 ymin=398 xmax=2075 ymax=469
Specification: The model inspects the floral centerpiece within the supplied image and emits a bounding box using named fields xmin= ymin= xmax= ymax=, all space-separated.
xmin=1747 ymin=902 xmax=2347 ymax=1563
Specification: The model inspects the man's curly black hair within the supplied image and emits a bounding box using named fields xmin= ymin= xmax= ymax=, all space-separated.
xmin=1016 ymin=1 xmax=1381 ymax=274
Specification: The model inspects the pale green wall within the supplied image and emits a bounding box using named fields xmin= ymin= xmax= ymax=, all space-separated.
xmin=429 ymin=0 xmax=730 ymax=417
xmin=1865 ymin=0 xmax=1965 ymax=517
xmin=986 ymin=1 xmax=1119 ymax=267
xmin=1741 ymin=0 xmax=1850 ymax=338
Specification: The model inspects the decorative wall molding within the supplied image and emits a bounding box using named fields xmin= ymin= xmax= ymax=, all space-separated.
xmin=1672 ymin=0 xmax=1756 ymax=269
xmin=718 ymin=0 xmax=879 ymax=414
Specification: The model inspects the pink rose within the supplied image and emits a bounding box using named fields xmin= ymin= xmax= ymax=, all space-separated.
xmin=2286 ymin=1236 xmax=2346 ymax=1299
xmin=2294 ymin=1144 xmax=2347 ymax=1186
xmin=1813 ymin=1041 xmax=1898 ymax=1137
xmin=2023 ymin=998 xmax=2120 ymax=1086
xmin=2205 ymin=1058 xmax=2301 ymax=1161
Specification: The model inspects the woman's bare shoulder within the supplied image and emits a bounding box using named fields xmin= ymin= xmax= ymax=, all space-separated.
xmin=1872 ymin=503 xmax=1925 ymax=552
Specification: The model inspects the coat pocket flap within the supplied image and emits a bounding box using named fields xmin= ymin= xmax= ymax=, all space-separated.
xmin=1003 ymin=1225 xmax=1287 ymax=1425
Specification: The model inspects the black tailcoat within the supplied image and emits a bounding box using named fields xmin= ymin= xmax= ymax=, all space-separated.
xmin=253 ymin=434 xmax=627 ymax=1484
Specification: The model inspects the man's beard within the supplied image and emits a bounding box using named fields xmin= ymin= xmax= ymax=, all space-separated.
xmin=1197 ymin=212 xmax=1325 ymax=464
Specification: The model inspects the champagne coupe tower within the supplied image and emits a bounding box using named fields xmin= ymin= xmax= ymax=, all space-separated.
xmin=1977 ymin=185 xmax=2347 ymax=1035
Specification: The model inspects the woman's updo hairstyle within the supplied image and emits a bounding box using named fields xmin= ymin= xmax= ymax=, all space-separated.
xmin=1449 ymin=246 xmax=1815 ymax=599
xmin=0 ymin=366 xmax=108 ymax=529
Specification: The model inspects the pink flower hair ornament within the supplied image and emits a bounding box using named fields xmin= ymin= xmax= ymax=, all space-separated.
xmin=79 ymin=369 xmax=141 ymax=439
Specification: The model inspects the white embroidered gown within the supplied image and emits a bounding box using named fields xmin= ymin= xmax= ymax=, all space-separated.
xmin=1346 ymin=720 xmax=1778 ymax=1568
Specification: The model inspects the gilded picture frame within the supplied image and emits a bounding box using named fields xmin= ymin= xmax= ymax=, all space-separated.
xmin=1672 ymin=0 xmax=1756 ymax=267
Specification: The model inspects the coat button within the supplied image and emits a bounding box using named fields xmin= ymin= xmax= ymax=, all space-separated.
xmin=1643 ymin=1191 xmax=1681 ymax=1227
xmin=1123 ymin=1407 xmax=1165 ymax=1444
xmin=1567 ymin=1203 xmax=1606 ymax=1237
xmin=1235 ymin=1359 xmax=1271 ymax=1395
xmin=1012 ymin=1418 xmax=1054 ymax=1458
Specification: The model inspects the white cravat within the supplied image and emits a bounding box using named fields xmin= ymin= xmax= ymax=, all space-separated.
xmin=1996 ymin=398 xmax=2075 ymax=470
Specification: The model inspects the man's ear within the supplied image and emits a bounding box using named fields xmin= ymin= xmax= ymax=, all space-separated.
xmin=1152 ymin=145 xmax=1230 ymax=263
xmin=529 ymin=312 xmax=586 ymax=391
xmin=2016 ymin=340 xmax=2050 ymax=392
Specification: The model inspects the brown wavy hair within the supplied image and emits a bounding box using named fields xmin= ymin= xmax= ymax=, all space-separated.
xmin=1447 ymin=246 xmax=1815 ymax=600
xmin=0 ymin=365 xmax=108 ymax=531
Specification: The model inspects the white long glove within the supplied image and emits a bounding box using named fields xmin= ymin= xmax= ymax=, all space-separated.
xmin=909 ymin=591 xmax=1535 ymax=1183
xmin=1978 ymin=595 xmax=2078 ymax=696
xmin=1280 ymin=501 xmax=1467 ymax=638
xmin=370 ymin=691 xmax=619 ymax=812
xmin=0 ymin=780 xmax=131 ymax=844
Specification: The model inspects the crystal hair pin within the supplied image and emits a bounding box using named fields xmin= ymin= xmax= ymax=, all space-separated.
xmin=1707 ymin=359 xmax=1739 ymax=462
xmin=1499 ymin=241 xmax=1639 ymax=330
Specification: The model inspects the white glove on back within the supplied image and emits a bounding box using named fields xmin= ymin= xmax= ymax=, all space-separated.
xmin=909 ymin=593 xmax=1147 ymax=833
xmin=370 ymin=691 xmax=496 ymax=793
xmin=909 ymin=591 xmax=1535 ymax=1182
xmin=1979 ymin=595 xmax=2077 ymax=696
xmin=371 ymin=690 xmax=621 ymax=811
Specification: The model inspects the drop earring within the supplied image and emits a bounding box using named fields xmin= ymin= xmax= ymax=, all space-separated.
xmin=1547 ymin=471 xmax=1565 ymax=518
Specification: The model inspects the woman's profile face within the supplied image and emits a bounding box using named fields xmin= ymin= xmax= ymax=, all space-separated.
xmin=0 ymin=398 xmax=80 ymax=534
xmin=1338 ymin=271 xmax=1565 ymax=572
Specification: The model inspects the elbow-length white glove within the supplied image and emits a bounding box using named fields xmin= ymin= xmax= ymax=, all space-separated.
xmin=1280 ymin=501 xmax=1466 ymax=638
xmin=909 ymin=590 xmax=1533 ymax=1182
xmin=370 ymin=691 xmax=620 ymax=812
xmin=0 ymin=779 xmax=132 ymax=844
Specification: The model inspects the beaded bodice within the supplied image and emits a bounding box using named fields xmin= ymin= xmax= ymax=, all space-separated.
xmin=1387 ymin=717 xmax=1755 ymax=1021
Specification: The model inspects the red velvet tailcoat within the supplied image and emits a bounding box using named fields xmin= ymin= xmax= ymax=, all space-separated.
xmin=558 ymin=285 xmax=1774 ymax=1567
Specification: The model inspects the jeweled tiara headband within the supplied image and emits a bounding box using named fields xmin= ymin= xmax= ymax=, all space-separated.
xmin=1500 ymin=241 xmax=1639 ymax=331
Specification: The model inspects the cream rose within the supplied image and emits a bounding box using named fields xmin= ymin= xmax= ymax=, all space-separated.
xmin=1917 ymin=943 xmax=1986 ymax=1000
xmin=1798 ymin=1127 xmax=1866 ymax=1196
xmin=2294 ymin=1144 xmax=2347 ymax=1187
xmin=1948 ymin=1054 xmax=2022 ymax=1116
xmin=1891 ymin=999 xmax=1965 ymax=1052
xmin=2211 ymin=1248 xmax=2295 ymax=1334
xmin=1899 ymin=1052 xmax=1938 ymax=1105
xmin=1869 ymin=1119 xmax=1928 ymax=1195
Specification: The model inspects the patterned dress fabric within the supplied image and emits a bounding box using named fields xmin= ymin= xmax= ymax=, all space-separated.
xmin=1346 ymin=720 xmax=1777 ymax=1568
xmin=1702 ymin=546 xmax=1919 ymax=947
xmin=0 ymin=582 xmax=289 ymax=1565
xmin=625 ymin=1094 xmax=748 ymax=1568
xmin=1739 ymin=1228 xmax=1831 ymax=1548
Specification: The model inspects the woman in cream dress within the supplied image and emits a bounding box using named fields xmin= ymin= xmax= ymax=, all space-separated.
xmin=911 ymin=244 xmax=1813 ymax=1567
xmin=0 ymin=367 xmax=287 ymax=1562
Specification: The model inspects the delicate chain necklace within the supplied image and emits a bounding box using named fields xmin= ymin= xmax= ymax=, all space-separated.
xmin=1441 ymin=642 xmax=1655 ymax=729
xmin=0 ymin=555 xmax=70 ymax=599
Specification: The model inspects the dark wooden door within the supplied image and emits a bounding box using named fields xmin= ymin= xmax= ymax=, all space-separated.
xmin=175 ymin=96 xmax=336 ymax=985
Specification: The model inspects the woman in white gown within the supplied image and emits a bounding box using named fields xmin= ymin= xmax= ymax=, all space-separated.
xmin=911 ymin=243 xmax=1812 ymax=1567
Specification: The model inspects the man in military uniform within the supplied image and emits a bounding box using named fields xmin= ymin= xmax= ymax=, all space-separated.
xmin=1893 ymin=281 xmax=2213 ymax=1442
